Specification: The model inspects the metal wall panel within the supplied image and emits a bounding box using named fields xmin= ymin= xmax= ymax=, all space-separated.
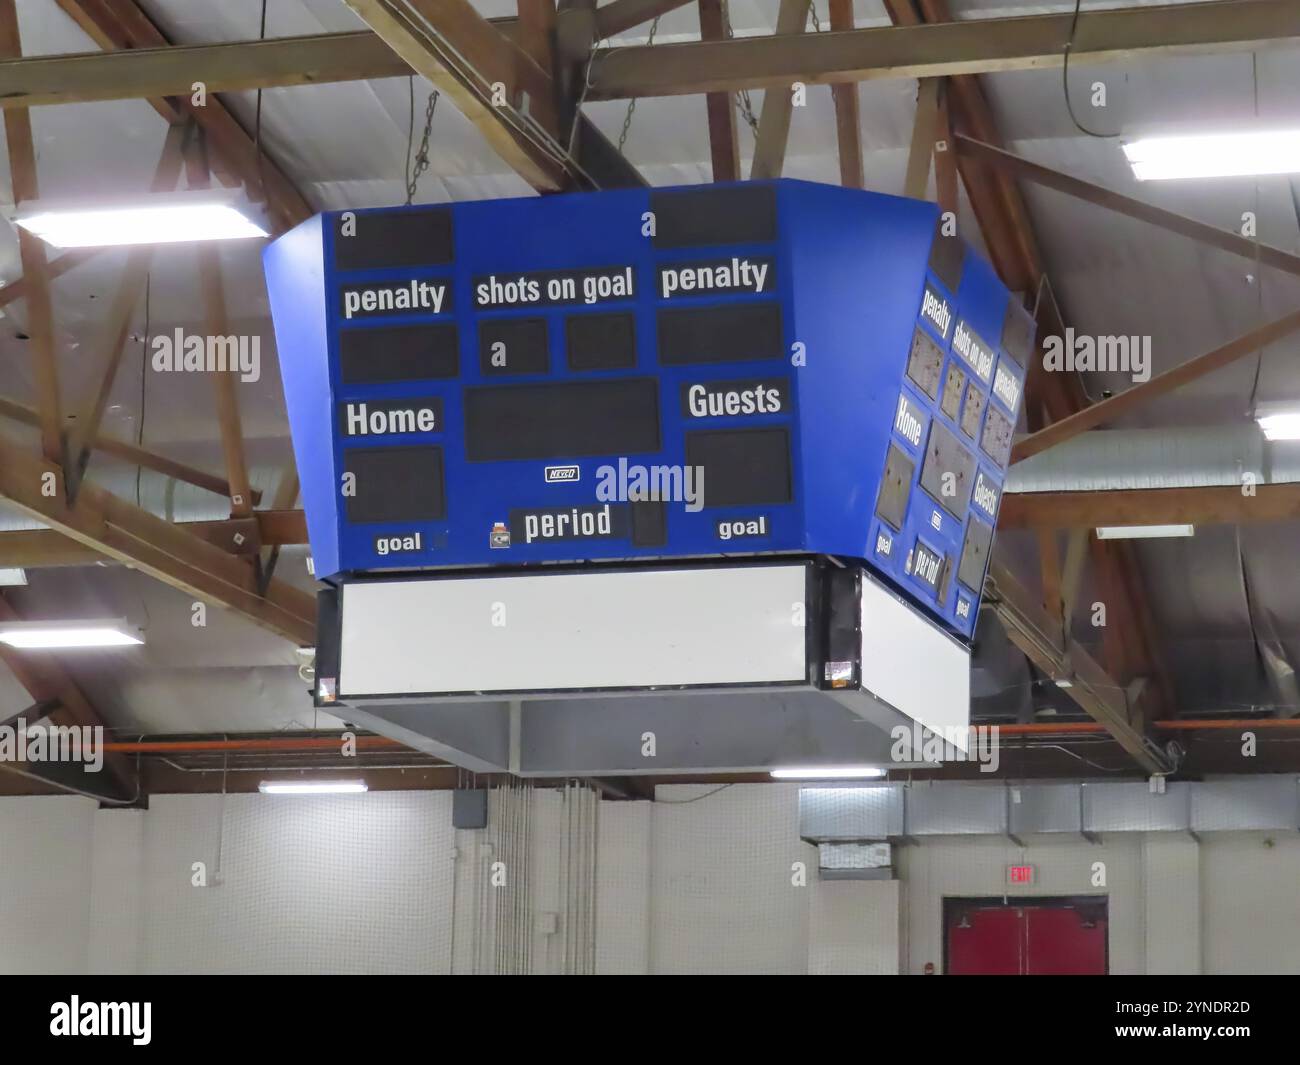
xmin=1083 ymin=782 xmax=1192 ymax=833
xmin=907 ymin=782 xmax=1007 ymax=836
xmin=1010 ymin=783 xmax=1084 ymax=835
xmin=799 ymin=786 xmax=903 ymax=841
xmin=1191 ymin=777 xmax=1299 ymax=832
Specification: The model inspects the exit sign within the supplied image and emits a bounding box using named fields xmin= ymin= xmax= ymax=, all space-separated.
xmin=1007 ymin=864 xmax=1036 ymax=885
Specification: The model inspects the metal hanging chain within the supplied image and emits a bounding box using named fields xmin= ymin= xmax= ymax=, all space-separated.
xmin=721 ymin=0 xmax=760 ymax=137
xmin=807 ymin=0 xmax=822 ymax=34
xmin=405 ymin=80 xmax=441 ymax=206
xmin=617 ymin=15 xmax=662 ymax=155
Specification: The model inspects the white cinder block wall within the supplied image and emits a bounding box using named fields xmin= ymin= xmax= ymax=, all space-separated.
xmin=0 ymin=786 xmax=1295 ymax=974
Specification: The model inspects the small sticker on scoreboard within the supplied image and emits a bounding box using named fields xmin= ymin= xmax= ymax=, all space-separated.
xmin=489 ymin=522 xmax=511 ymax=549
xmin=824 ymin=661 xmax=854 ymax=689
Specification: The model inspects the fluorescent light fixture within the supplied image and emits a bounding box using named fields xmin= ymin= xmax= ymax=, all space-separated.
xmin=0 ymin=568 xmax=27 ymax=586
xmin=1095 ymin=524 xmax=1195 ymax=540
xmin=770 ymin=765 xmax=887 ymax=780
xmin=15 ymin=190 xmax=268 ymax=249
xmin=0 ymin=618 xmax=143 ymax=649
xmin=1256 ymin=409 xmax=1300 ymax=441
xmin=258 ymin=780 xmax=369 ymax=795
xmin=1124 ymin=129 xmax=1300 ymax=181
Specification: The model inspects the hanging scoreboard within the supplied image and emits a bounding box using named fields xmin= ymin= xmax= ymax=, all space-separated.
xmin=264 ymin=180 xmax=1032 ymax=639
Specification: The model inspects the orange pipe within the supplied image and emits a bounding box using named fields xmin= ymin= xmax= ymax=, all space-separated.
xmin=99 ymin=717 xmax=1300 ymax=755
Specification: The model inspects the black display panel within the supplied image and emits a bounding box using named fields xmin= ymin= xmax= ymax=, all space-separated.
xmin=928 ymin=219 xmax=965 ymax=293
xmin=651 ymin=185 xmax=777 ymax=248
xmin=339 ymin=323 xmax=459 ymax=384
xmin=685 ymin=427 xmax=793 ymax=507
xmin=567 ymin=312 xmax=636 ymax=371
xmin=657 ymin=303 xmax=783 ymax=365
xmin=333 ymin=208 xmax=454 ymax=271
xmin=630 ymin=500 xmax=668 ymax=546
xmin=1002 ymin=296 xmax=1035 ymax=367
xmin=464 ymin=378 xmax=661 ymax=461
xmin=478 ymin=317 xmax=549 ymax=375
xmin=343 ymin=446 xmax=446 ymax=524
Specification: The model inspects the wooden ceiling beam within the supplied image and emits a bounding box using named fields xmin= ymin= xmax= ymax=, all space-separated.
xmin=0 ymin=437 xmax=315 ymax=645
xmin=698 ymin=0 xmax=740 ymax=183
xmin=955 ymin=134 xmax=1300 ymax=280
xmin=54 ymin=0 xmax=316 ymax=231
xmin=827 ymin=0 xmax=863 ymax=189
xmin=593 ymin=0 xmax=694 ymax=39
xmin=0 ymin=1 xmax=63 ymax=467
xmin=748 ymin=0 xmax=811 ymax=180
xmin=999 ymin=483 xmax=1300 ymax=530
xmin=588 ymin=0 xmax=1300 ymax=98
xmin=0 ymin=594 xmax=138 ymax=800
xmin=344 ymin=0 xmax=571 ymax=192
xmin=1012 ymin=307 xmax=1300 ymax=464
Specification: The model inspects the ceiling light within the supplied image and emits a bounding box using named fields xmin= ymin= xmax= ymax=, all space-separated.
xmin=0 ymin=568 xmax=27 ymax=586
xmin=1095 ymin=524 xmax=1195 ymax=540
xmin=770 ymin=765 xmax=887 ymax=780
xmin=1256 ymin=409 xmax=1300 ymax=441
xmin=14 ymin=190 xmax=267 ymax=249
xmin=258 ymin=780 xmax=369 ymax=795
xmin=0 ymin=618 xmax=143 ymax=649
xmin=1124 ymin=129 xmax=1300 ymax=181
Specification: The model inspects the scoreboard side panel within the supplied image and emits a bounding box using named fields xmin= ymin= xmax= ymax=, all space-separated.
xmin=263 ymin=214 xmax=341 ymax=579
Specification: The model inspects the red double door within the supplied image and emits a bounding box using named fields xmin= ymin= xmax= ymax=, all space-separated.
xmin=944 ymin=898 xmax=1108 ymax=975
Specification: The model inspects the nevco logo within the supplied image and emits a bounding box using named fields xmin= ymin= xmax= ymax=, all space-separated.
xmin=544 ymin=465 xmax=580 ymax=483
xmin=894 ymin=393 xmax=925 ymax=448
xmin=919 ymin=283 xmax=952 ymax=339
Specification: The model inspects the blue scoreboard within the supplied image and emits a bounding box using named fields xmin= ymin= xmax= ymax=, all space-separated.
xmin=264 ymin=180 xmax=1032 ymax=640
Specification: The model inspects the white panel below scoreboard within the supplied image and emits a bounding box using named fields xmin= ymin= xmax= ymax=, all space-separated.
xmin=859 ymin=575 xmax=970 ymax=751
xmin=338 ymin=563 xmax=809 ymax=697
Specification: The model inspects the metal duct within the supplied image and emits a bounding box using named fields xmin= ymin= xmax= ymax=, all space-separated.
xmin=0 ymin=464 xmax=290 ymax=533
xmin=799 ymin=775 xmax=1300 ymax=840
xmin=1005 ymin=425 xmax=1300 ymax=493
xmin=818 ymin=841 xmax=893 ymax=881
